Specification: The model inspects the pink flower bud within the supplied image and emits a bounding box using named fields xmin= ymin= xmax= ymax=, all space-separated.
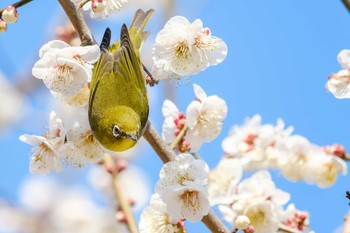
xmin=2 ymin=6 xmax=18 ymax=24
xmin=116 ymin=159 xmax=128 ymax=172
xmin=244 ymin=224 xmax=255 ymax=233
xmin=331 ymin=144 xmax=346 ymax=158
xmin=115 ymin=210 xmax=126 ymax=222
xmin=0 ymin=20 xmax=7 ymax=33
xmin=91 ymin=0 xmax=106 ymax=13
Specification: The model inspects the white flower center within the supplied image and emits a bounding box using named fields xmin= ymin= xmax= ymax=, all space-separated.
xmin=56 ymin=65 xmax=72 ymax=79
xmin=197 ymin=112 xmax=222 ymax=137
xmin=173 ymin=42 xmax=190 ymax=60
xmin=180 ymin=190 xmax=200 ymax=213
xmin=247 ymin=207 xmax=266 ymax=226
xmin=324 ymin=162 xmax=337 ymax=183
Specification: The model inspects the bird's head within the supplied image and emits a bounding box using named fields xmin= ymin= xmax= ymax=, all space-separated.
xmin=91 ymin=106 xmax=141 ymax=152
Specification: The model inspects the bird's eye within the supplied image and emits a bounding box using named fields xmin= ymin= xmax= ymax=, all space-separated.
xmin=113 ymin=125 xmax=121 ymax=138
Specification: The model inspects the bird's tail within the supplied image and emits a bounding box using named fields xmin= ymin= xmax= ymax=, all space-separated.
xmin=109 ymin=9 xmax=154 ymax=53
xmin=100 ymin=27 xmax=111 ymax=51
xmin=129 ymin=9 xmax=154 ymax=49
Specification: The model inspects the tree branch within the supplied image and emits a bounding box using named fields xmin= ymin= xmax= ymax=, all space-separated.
xmin=202 ymin=210 xmax=230 ymax=233
xmin=0 ymin=0 xmax=33 ymax=16
xmin=342 ymin=0 xmax=350 ymax=13
xmin=143 ymin=121 xmax=230 ymax=233
xmin=143 ymin=121 xmax=176 ymax=163
xmin=104 ymin=154 xmax=139 ymax=233
xmin=57 ymin=0 xmax=95 ymax=46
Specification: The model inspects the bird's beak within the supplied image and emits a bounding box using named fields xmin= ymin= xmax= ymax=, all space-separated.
xmin=127 ymin=134 xmax=138 ymax=142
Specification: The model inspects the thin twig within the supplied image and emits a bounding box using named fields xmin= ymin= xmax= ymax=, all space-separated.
xmin=170 ymin=125 xmax=187 ymax=150
xmin=342 ymin=0 xmax=350 ymax=13
xmin=0 ymin=0 xmax=33 ymax=16
xmin=104 ymin=154 xmax=139 ymax=233
xmin=57 ymin=0 xmax=95 ymax=46
xmin=202 ymin=210 xmax=230 ymax=233
xmin=143 ymin=121 xmax=230 ymax=233
xmin=78 ymin=0 xmax=90 ymax=10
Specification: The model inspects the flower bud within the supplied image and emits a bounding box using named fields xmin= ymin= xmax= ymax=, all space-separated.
xmin=245 ymin=225 xmax=255 ymax=233
xmin=91 ymin=0 xmax=106 ymax=13
xmin=0 ymin=20 xmax=7 ymax=33
xmin=235 ymin=215 xmax=251 ymax=230
xmin=2 ymin=6 xmax=18 ymax=24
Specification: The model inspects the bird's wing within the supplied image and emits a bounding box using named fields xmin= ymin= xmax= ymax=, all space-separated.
xmin=113 ymin=24 xmax=147 ymax=93
xmin=90 ymin=28 xmax=114 ymax=91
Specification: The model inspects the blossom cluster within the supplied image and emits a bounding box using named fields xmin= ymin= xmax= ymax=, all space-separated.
xmin=0 ymin=5 xmax=18 ymax=33
xmin=222 ymin=115 xmax=347 ymax=188
xmin=162 ymin=83 xmax=227 ymax=152
xmin=20 ymin=110 xmax=109 ymax=175
xmin=214 ymin=171 xmax=312 ymax=233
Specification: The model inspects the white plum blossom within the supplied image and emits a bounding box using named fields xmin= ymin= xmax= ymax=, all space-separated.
xmin=275 ymin=135 xmax=315 ymax=182
xmin=222 ymin=115 xmax=292 ymax=170
xmin=338 ymin=49 xmax=350 ymax=69
xmin=326 ymin=49 xmax=350 ymax=98
xmin=305 ymin=150 xmax=347 ymax=188
xmin=0 ymin=20 xmax=7 ymax=33
xmin=186 ymin=84 xmax=227 ymax=151
xmin=19 ymin=111 xmax=65 ymax=175
xmin=208 ymin=158 xmax=242 ymax=206
xmin=234 ymin=215 xmax=250 ymax=230
xmin=244 ymin=200 xmax=280 ymax=233
xmin=235 ymin=171 xmax=290 ymax=207
xmin=72 ymin=0 xmax=128 ymax=19
xmin=152 ymin=16 xmax=227 ymax=80
xmin=32 ymin=40 xmax=100 ymax=96
xmin=155 ymin=153 xmax=209 ymax=222
xmin=139 ymin=194 xmax=183 ymax=233
xmin=326 ymin=69 xmax=350 ymax=99
xmin=2 ymin=6 xmax=18 ymax=24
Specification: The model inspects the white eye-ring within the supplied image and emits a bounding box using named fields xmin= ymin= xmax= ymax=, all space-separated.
xmin=113 ymin=125 xmax=121 ymax=138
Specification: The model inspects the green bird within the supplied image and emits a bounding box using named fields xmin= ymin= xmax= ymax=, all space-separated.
xmin=88 ymin=9 xmax=154 ymax=152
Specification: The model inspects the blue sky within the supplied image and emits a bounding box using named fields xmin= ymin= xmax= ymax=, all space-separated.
xmin=1 ymin=1 xmax=350 ymax=232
